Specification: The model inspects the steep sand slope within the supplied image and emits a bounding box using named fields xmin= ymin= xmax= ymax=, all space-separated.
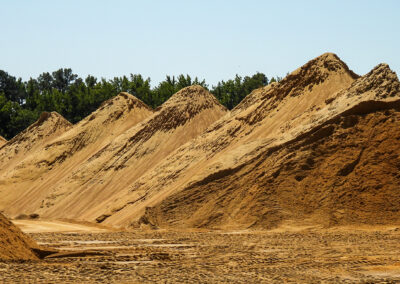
xmin=7 ymin=86 xmax=227 ymax=221
xmin=0 ymin=93 xmax=152 ymax=209
xmin=0 ymin=213 xmax=39 ymax=260
xmin=142 ymin=63 xmax=400 ymax=229
xmin=0 ymin=136 xmax=6 ymax=148
xmin=0 ymin=112 xmax=72 ymax=184
xmin=91 ymin=53 xmax=359 ymax=227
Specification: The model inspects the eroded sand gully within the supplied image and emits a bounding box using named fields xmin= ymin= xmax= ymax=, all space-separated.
xmin=2 ymin=220 xmax=400 ymax=283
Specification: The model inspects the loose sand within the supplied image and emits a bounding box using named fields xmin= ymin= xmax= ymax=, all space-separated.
xmin=4 ymin=222 xmax=400 ymax=283
xmin=13 ymin=219 xmax=110 ymax=233
xmin=0 ymin=213 xmax=39 ymax=260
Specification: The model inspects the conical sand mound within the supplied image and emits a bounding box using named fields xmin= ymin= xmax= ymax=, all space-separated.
xmin=0 ymin=213 xmax=38 ymax=260
xmin=16 ymin=92 xmax=153 ymax=173
xmin=142 ymin=62 xmax=400 ymax=229
xmin=0 ymin=136 xmax=6 ymax=148
xmin=5 ymin=86 xmax=228 ymax=222
xmin=0 ymin=112 xmax=72 ymax=173
xmin=0 ymin=92 xmax=153 ymax=212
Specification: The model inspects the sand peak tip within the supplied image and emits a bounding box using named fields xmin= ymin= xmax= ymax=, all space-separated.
xmin=314 ymin=52 xmax=340 ymax=60
xmin=173 ymin=85 xmax=208 ymax=97
xmin=100 ymin=92 xmax=152 ymax=111
xmin=369 ymin=63 xmax=392 ymax=73
xmin=304 ymin=52 xmax=358 ymax=78
xmin=167 ymin=85 xmax=215 ymax=102
xmin=160 ymin=85 xmax=226 ymax=112
xmin=27 ymin=111 xmax=72 ymax=132
xmin=36 ymin=111 xmax=65 ymax=124
xmin=362 ymin=63 xmax=399 ymax=83
xmin=117 ymin=92 xmax=138 ymax=100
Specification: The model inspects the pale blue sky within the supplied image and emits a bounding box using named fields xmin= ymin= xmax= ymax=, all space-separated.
xmin=1 ymin=0 xmax=399 ymax=86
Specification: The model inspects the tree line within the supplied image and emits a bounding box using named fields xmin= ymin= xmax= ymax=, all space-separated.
xmin=0 ymin=68 xmax=281 ymax=139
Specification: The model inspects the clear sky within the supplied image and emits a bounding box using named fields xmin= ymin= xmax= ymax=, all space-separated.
xmin=1 ymin=0 xmax=399 ymax=86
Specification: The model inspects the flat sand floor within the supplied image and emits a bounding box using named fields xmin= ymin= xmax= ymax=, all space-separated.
xmin=2 ymin=221 xmax=400 ymax=283
xmin=12 ymin=219 xmax=109 ymax=233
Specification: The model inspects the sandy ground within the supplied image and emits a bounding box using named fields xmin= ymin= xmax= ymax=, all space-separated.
xmin=12 ymin=220 xmax=109 ymax=233
xmin=1 ymin=220 xmax=400 ymax=283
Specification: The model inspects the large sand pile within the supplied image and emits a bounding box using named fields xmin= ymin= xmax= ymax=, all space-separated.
xmin=4 ymin=86 xmax=227 ymax=222
xmin=0 ymin=112 xmax=72 ymax=207
xmin=0 ymin=213 xmax=38 ymax=260
xmin=0 ymin=112 xmax=72 ymax=173
xmin=35 ymin=92 xmax=153 ymax=169
xmin=0 ymin=93 xmax=152 ymax=209
xmin=141 ymin=60 xmax=400 ymax=229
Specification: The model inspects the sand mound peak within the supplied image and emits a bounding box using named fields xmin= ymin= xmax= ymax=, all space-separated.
xmin=81 ymin=92 xmax=153 ymax=127
xmin=104 ymin=91 xmax=151 ymax=110
xmin=344 ymin=63 xmax=399 ymax=99
xmin=163 ymin=85 xmax=218 ymax=105
xmin=159 ymin=85 xmax=226 ymax=114
xmin=0 ymin=213 xmax=39 ymax=260
xmin=234 ymin=53 xmax=358 ymax=127
xmin=0 ymin=111 xmax=72 ymax=172
xmin=128 ymin=86 xmax=226 ymax=141
xmin=27 ymin=111 xmax=71 ymax=131
xmin=322 ymin=62 xmax=400 ymax=119
xmin=37 ymin=92 xmax=153 ymax=166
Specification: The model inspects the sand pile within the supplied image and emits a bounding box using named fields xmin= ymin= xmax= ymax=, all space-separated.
xmin=0 ymin=112 xmax=72 ymax=174
xmin=0 ymin=93 xmax=152 ymax=210
xmin=0 ymin=213 xmax=38 ymax=260
xmin=4 ymin=86 xmax=227 ymax=222
xmin=38 ymin=92 xmax=153 ymax=167
xmin=141 ymin=60 xmax=400 ymax=229
xmin=0 ymin=136 xmax=6 ymax=148
xmin=8 ymin=92 xmax=152 ymax=176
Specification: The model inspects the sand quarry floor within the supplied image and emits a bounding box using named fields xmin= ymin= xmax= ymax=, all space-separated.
xmin=1 ymin=220 xmax=400 ymax=283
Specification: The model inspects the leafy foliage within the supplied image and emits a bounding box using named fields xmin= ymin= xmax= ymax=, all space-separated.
xmin=0 ymin=69 xmax=277 ymax=139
